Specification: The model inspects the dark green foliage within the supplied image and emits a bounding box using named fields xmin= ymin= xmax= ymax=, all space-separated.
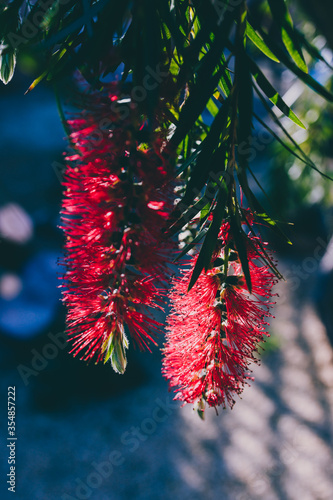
xmin=1 ymin=0 xmax=332 ymax=287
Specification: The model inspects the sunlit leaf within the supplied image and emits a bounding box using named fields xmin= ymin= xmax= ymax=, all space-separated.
xmin=267 ymin=0 xmax=307 ymax=73
xmin=0 ymin=47 xmax=16 ymax=84
xmin=188 ymin=183 xmax=227 ymax=290
xmin=246 ymin=21 xmax=280 ymax=62
xmin=249 ymin=58 xmax=305 ymax=128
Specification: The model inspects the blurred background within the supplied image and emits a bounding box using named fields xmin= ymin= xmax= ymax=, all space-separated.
xmin=1 ymin=2 xmax=333 ymax=500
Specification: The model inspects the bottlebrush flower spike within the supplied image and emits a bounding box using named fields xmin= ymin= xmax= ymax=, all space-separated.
xmin=162 ymin=215 xmax=278 ymax=415
xmin=61 ymin=81 xmax=175 ymax=372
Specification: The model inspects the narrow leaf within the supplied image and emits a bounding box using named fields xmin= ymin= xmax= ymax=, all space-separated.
xmin=168 ymin=194 xmax=211 ymax=236
xmin=229 ymin=210 xmax=252 ymax=293
xmin=267 ymin=0 xmax=308 ymax=73
xmin=179 ymin=100 xmax=230 ymax=207
xmin=252 ymin=22 xmax=333 ymax=102
xmin=246 ymin=21 xmax=280 ymax=62
xmin=249 ymin=58 xmax=305 ymax=128
xmin=241 ymin=210 xmax=284 ymax=279
xmin=175 ymin=147 xmax=201 ymax=177
xmin=188 ymin=184 xmax=227 ymax=290
xmin=0 ymin=48 xmax=16 ymax=84
xmin=281 ymin=27 xmax=308 ymax=73
xmin=173 ymin=227 xmax=208 ymax=262
xmin=253 ymin=83 xmax=333 ymax=181
xmin=237 ymin=165 xmax=292 ymax=244
xmin=295 ymin=28 xmax=333 ymax=70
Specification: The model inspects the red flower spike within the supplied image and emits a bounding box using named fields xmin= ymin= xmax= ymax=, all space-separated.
xmin=162 ymin=220 xmax=278 ymax=414
xmin=61 ymin=82 xmax=176 ymax=372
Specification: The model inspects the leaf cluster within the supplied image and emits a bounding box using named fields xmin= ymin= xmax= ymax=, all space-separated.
xmin=1 ymin=0 xmax=333 ymax=288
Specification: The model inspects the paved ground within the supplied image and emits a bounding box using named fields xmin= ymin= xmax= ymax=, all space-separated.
xmin=1 ymin=257 xmax=333 ymax=500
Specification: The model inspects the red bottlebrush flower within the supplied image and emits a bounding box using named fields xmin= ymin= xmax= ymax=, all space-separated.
xmin=61 ymin=82 xmax=175 ymax=372
xmin=162 ymin=219 xmax=278 ymax=414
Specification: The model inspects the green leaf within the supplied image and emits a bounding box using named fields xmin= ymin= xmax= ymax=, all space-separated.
xmin=237 ymin=46 xmax=253 ymax=152
xmin=170 ymin=62 xmax=224 ymax=147
xmin=218 ymin=53 xmax=233 ymax=97
xmin=281 ymin=27 xmax=307 ymax=73
xmin=253 ymin=83 xmax=333 ymax=181
xmin=40 ymin=1 xmax=62 ymax=31
xmin=295 ymin=28 xmax=333 ymax=70
xmin=235 ymin=155 xmax=292 ymax=249
xmin=229 ymin=210 xmax=252 ymax=293
xmin=171 ymin=0 xmax=235 ymax=147
xmin=198 ymin=187 xmax=217 ymax=228
xmin=249 ymin=58 xmax=305 ymax=128
xmin=182 ymin=134 xmax=191 ymax=162
xmin=25 ymin=70 xmax=48 ymax=94
xmin=188 ymin=184 xmax=227 ymax=290
xmin=237 ymin=164 xmax=292 ymax=245
xmin=179 ymin=99 xmax=230 ymax=208
xmin=245 ymin=21 xmax=280 ymax=62
xmin=241 ymin=209 xmax=284 ymax=280
xmin=200 ymin=201 xmax=211 ymax=222
xmin=0 ymin=47 xmax=16 ymax=84
xmin=217 ymin=79 xmax=230 ymax=99
xmin=253 ymin=110 xmax=312 ymax=168
xmin=175 ymin=146 xmax=201 ymax=177
xmin=254 ymin=210 xmax=292 ymax=245
xmin=267 ymin=0 xmax=307 ymax=73
xmin=173 ymin=227 xmax=208 ymax=262
xmin=167 ymin=194 xmax=211 ymax=236
xmin=104 ymin=330 xmax=129 ymax=374
xmin=206 ymin=96 xmax=220 ymax=118
xmin=252 ymin=22 xmax=333 ymax=102
xmin=169 ymin=51 xmax=182 ymax=76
